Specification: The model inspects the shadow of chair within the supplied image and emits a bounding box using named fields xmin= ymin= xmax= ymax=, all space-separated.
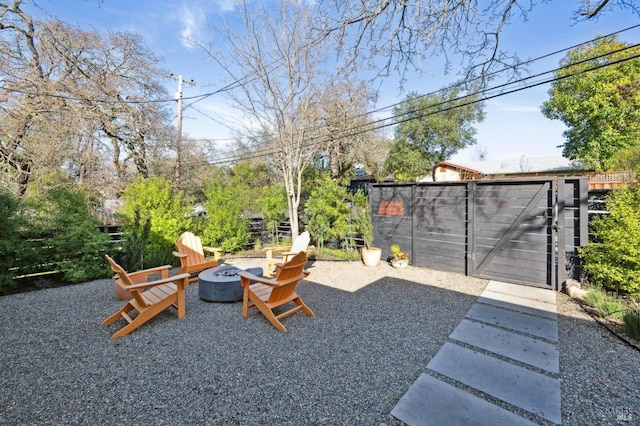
xmin=264 ymin=231 xmax=311 ymax=277
xmin=102 ymin=255 xmax=191 ymax=339
xmin=173 ymin=232 xmax=222 ymax=283
xmin=237 ymin=251 xmax=314 ymax=332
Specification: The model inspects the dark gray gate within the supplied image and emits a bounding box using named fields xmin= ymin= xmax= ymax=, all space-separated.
xmin=370 ymin=177 xmax=588 ymax=290
xmin=467 ymin=180 xmax=554 ymax=288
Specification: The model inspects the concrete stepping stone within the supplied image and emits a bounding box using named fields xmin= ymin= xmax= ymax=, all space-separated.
xmin=485 ymin=281 xmax=556 ymax=305
xmin=391 ymin=373 xmax=539 ymax=426
xmin=427 ymin=342 xmax=561 ymax=424
xmin=466 ymin=303 xmax=558 ymax=342
xmin=478 ymin=290 xmax=557 ymax=320
xmin=450 ymin=319 xmax=559 ymax=373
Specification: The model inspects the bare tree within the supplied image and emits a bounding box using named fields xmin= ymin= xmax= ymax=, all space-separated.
xmin=317 ymin=80 xmax=386 ymax=183
xmin=201 ymin=1 xmax=340 ymax=239
xmin=315 ymin=0 xmax=640 ymax=85
xmin=0 ymin=1 xmax=173 ymax=196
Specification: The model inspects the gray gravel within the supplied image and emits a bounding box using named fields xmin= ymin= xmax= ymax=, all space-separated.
xmin=0 ymin=259 xmax=638 ymax=425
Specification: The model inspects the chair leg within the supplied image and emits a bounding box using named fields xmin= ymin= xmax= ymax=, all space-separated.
xmin=294 ymin=297 xmax=315 ymax=318
xmin=102 ymin=303 xmax=134 ymax=325
xmin=110 ymin=309 xmax=155 ymax=339
xmin=250 ymin=294 xmax=287 ymax=332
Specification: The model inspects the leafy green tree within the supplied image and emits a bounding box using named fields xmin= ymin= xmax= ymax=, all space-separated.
xmin=119 ymin=177 xmax=189 ymax=267
xmin=386 ymin=89 xmax=484 ymax=181
xmin=384 ymin=138 xmax=432 ymax=182
xmin=580 ymin=185 xmax=640 ymax=295
xmin=542 ymin=36 xmax=640 ymax=171
xmin=202 ymin=180 xmax=251 ymax=252
xmin=303 ymin=176 xmax=351 ymax=248
xmin=611 ymin=145 xmax=640 ymax=174
xmin=228 ymin=162 xmax=276 ymax=214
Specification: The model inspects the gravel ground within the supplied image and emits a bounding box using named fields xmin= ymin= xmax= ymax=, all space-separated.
xmin=0 ymin=258 xmax=638 ymax=425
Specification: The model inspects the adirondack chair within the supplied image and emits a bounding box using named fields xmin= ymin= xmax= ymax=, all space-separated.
xmin=173 ymin=232 xmax=222 ymax=283
xmin=112 ymin=263 xmax=173 ymax=300
xmin=102 ymin=255 xmax=191 ymax=339
xmin=264 ymin=231 xmax=311 ymax=277
xmin=237 ymin=251 xmax=314 ymax=332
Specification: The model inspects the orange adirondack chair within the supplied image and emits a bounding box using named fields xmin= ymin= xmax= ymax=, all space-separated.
xmin=264 ymin=231 xmax=311 ymax=277
xmin=102 ymin=255 xmax=191 ymax=339
xmin=237 ymin=251 xmax=314 ymax=332
xmin=173 ymin=232 xmax=222 ymax=283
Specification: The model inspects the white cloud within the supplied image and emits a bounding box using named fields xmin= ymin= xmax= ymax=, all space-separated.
xmin=212 ymin=0 xmax=238 ymax=13
xmin=178 ymin=6 xmax=201 ymax=48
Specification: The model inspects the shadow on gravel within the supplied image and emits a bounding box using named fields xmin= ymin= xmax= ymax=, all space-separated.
xmin=0 ymin=273 xmax=638 ymax=425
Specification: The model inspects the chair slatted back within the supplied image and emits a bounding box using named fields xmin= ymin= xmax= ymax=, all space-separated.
xmin=270 ymin=251 xmax=307 ymax=302
xmin=176 ymin=232 xmax=206 ymax=267
xmin=105 ymin=255 xmax=150 ymax=308
xmin=290 ymin=231 xmax=310 ymax=254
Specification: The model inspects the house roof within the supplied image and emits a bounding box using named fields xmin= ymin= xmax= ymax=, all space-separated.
xmin=452 ymin=156 xmax=584 ymax=175
xmin=437 ymin=161 xmax=482 ymax=174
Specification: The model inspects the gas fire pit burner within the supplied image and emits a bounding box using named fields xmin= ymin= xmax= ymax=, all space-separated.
xmin=198 ymin=264 xmax=263 ymax=302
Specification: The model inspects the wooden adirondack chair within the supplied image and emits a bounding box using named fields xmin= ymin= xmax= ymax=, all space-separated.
xmin=102 ymin=255 xmax=191 ymax=339
xmin=173 ymin=232 xmax=222 ymax=283
xmin=112 ymin=263 xmax=173 ymax=300
xmin=237 ymin=251 xmax=314 ymax=332
xmin=264 ymin=231 xmax=311 ymax=277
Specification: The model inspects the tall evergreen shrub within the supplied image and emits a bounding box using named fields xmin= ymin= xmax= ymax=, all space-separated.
xmin=580 ymin=185 xmax=640 ymax=295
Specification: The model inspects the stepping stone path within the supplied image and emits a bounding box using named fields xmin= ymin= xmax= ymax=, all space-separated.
xmin=391 ymin=281 xmax=561 ymax=425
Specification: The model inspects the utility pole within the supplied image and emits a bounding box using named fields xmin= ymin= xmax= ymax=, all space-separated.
xmin=172 ymin=74 xmax=195 ymax=189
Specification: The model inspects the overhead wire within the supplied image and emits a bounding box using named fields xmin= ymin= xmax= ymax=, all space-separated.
xmin=181 ymin=41 xmax=640 ymax=167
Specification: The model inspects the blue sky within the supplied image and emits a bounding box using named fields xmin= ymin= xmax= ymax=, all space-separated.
xmin=27 ymin=0 xmax=640 ymax=163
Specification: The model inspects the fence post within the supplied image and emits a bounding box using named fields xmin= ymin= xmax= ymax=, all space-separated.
xmin=465 ymin=181 xmax=476 ymax=276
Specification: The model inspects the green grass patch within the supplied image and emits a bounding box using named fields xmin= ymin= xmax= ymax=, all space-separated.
xmin=623 ymin=313 xmax=640 ymax=340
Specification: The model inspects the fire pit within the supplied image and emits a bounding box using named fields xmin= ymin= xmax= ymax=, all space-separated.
xmin=198 ymin=264 xmax=263 ymax=302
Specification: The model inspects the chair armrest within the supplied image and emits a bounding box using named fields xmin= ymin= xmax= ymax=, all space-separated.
xmin=264 ymin=245 xmax=292 ymax=254
xmin=202 ymin=246 xmax=223 ymax=260
xmin=125 ymin=273 xmax=191 ymax=291
xmin=172 ymin=251 xmax=187 ymax=259
xmin=237 ymin=270 xmax=307 ymax=288
xmin=202 ymin=246 xmax=222 ymax=253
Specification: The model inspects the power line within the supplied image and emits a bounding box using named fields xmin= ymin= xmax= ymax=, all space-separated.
xmin=182 ymin=45 xmax=640 ymax=168
xmin=177 ymin=24 xmax=640 ymax=145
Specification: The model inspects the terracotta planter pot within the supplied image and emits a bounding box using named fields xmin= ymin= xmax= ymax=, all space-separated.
xmin=361 ymin=247 xmax=382 ymax=267
xmin=114 ymin=278 xmax=133 ymax=300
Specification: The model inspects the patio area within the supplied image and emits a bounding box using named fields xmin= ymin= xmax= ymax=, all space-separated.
xmin=1 ymin=259 xmax=638 ymax=425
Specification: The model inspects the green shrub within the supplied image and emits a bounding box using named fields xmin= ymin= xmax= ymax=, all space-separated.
xmin=303 ymin=175 xmax=351 ymax=248
xmin=596 ymin=299 xmax=626 ymax=320
xmin=0 ymin=190 xmax=30 ymax=292
xmin=580 ymin=185 xmax=640 ymax=295
xmin=623 ymin=312 xmax=640 ymax=340
xmin=584 ymin=288 xmax=626 ymax=320
xmin=119 ymin=177 xmax=190 ymax=268
xmin=202 ymin=180 xmax=251 ymax=252
xmin=584 ymin=288 xmax=606 ymax=307
xmin=24 ymin=177 xmax=111 ymax=283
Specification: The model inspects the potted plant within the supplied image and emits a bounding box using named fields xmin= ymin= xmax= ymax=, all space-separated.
xmin=390 ymin=244 xmax=409 ymax=268
xmin=357 ymin=195 xmax=381 ymax=267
